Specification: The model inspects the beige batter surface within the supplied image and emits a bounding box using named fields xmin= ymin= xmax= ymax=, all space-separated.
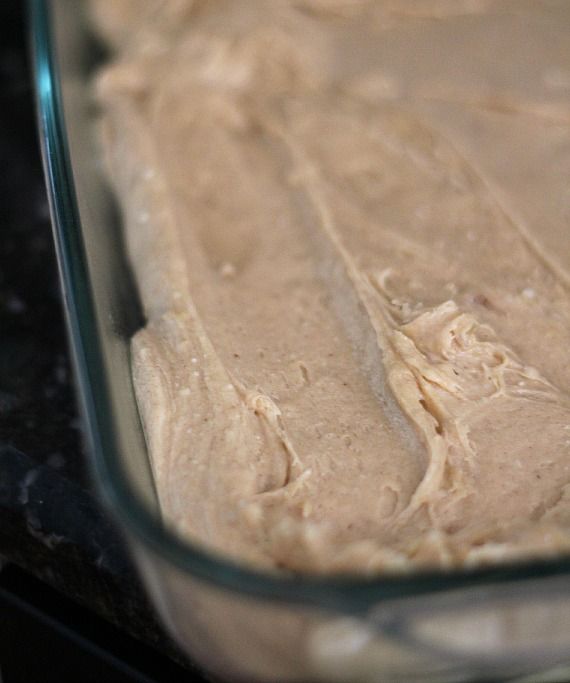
xmin=92 ymin=0 xmax=570 ymax=573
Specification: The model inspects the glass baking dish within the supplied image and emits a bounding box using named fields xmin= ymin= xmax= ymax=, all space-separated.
xmin=30 ymin=1 xmax=570 ymax=680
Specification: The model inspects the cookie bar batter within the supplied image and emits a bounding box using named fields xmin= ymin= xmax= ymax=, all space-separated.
xmin=92 ymin=0 xmax=570 ymax=573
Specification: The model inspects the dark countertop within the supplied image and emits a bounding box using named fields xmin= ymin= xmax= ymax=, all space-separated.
xmin=0 ymin=3 xmax=204 ymax=680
